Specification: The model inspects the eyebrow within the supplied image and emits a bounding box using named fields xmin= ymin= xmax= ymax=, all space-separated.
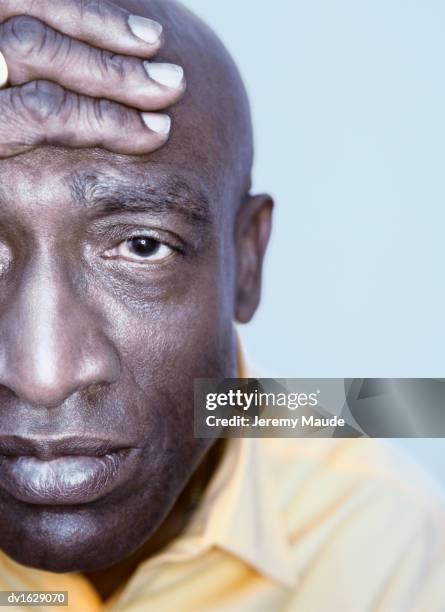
xmin=67 ymin=171 xmax=213 ymax=226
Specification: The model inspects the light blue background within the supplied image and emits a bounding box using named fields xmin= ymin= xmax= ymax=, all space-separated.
xmin=183 ymin=1 xmax=445 ymax=479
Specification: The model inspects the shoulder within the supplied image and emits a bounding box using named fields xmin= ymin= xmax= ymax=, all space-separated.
xmin=261 ymin=437 xmax=445 ymax=520
xmin=260 ymin=438 xmax=445 ymax=609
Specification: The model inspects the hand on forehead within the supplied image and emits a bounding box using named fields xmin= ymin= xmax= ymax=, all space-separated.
xmin=0 ymin=0 xmax=186 ymax=157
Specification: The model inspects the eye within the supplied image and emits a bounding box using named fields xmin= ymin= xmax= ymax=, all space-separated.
xmin=105 ymin=236 xmax=174 ymax=263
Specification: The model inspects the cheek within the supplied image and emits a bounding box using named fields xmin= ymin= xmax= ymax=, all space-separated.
xmin=82 ymin=233 xmax=238 ymax=460
xmin=124 ymin=280 xmax=237 ymax=393
xmin=76 ymin=249 xmax=237 ymax=474
xmin=101 ymin=240 xmax=238 ymax=388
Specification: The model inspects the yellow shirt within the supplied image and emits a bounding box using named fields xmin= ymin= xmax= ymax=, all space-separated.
xmin=0 ymin=435 xmax=445 ymax=611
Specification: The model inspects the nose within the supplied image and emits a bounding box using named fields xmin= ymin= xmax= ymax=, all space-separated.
xmin=0 ymin=260 xmax=120 ymax=407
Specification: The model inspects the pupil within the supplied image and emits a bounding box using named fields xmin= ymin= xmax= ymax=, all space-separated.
xmin=128 ymin=237 xmax=159 ymax=257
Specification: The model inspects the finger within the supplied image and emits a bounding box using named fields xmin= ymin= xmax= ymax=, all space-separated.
xmin=0 ymin=0 xmax=163 ymax=58
xmin=0 ymin=80 xmax=172 ymax=158
xmin=0 ymin=16 xmax=185 ymax=111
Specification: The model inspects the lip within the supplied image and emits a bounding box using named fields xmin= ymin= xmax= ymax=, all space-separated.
xmin=0 ymin=436 xmax=139 ymax=506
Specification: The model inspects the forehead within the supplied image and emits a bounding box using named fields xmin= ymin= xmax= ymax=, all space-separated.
xmin=0 ymin=149 xmax=218 ymax=224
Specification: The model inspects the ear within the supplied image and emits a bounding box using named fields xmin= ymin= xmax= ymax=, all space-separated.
xmin=234 ymin=194 xmax=274 ymax=323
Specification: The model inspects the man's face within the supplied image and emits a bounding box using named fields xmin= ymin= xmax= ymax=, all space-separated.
xmin=0 ymin=0 xmax=271 ymax=573
xmin=0 ymin=147 xmax=239 ymax=571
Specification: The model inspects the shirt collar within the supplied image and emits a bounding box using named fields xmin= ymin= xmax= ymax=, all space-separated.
xmin=193 ymin=437 xmax=296 ymax=588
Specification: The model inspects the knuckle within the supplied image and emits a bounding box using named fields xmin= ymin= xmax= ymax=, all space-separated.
xmin=17 ymin=80 xmax=67 ymax=122
xmin=1 ymin=16 xmax=48 ymax=57
xmin=95 ymin=98 xmax=130 ymax=127
xmin=97 ymin=51 xmax=127 ymax=80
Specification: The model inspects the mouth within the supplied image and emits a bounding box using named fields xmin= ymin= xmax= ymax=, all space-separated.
xmin=0 ymin=436 xmax=139 ymax=506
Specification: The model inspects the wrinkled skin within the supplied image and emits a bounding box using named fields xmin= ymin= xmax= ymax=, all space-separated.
xmin=0 ymin=0 xmax=273 ymax=598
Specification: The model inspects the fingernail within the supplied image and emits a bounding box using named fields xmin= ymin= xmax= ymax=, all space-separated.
xmin=144 ymin=62 xmax=184 ymax=89
xmin=128 ymin=15 xmax=163 ymax=45
xmin=141 ymin=113 xmax=171 ymax=136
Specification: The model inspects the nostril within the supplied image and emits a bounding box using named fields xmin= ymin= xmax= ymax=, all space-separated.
xmin=0 ymin=383 xmax=19 ymax=405
xmin=82 ymin=381 xmax=109 ymax=405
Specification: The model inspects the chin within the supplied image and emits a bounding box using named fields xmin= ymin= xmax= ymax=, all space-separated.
xmin=0 ymin=504 xmax=153 ymax=573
